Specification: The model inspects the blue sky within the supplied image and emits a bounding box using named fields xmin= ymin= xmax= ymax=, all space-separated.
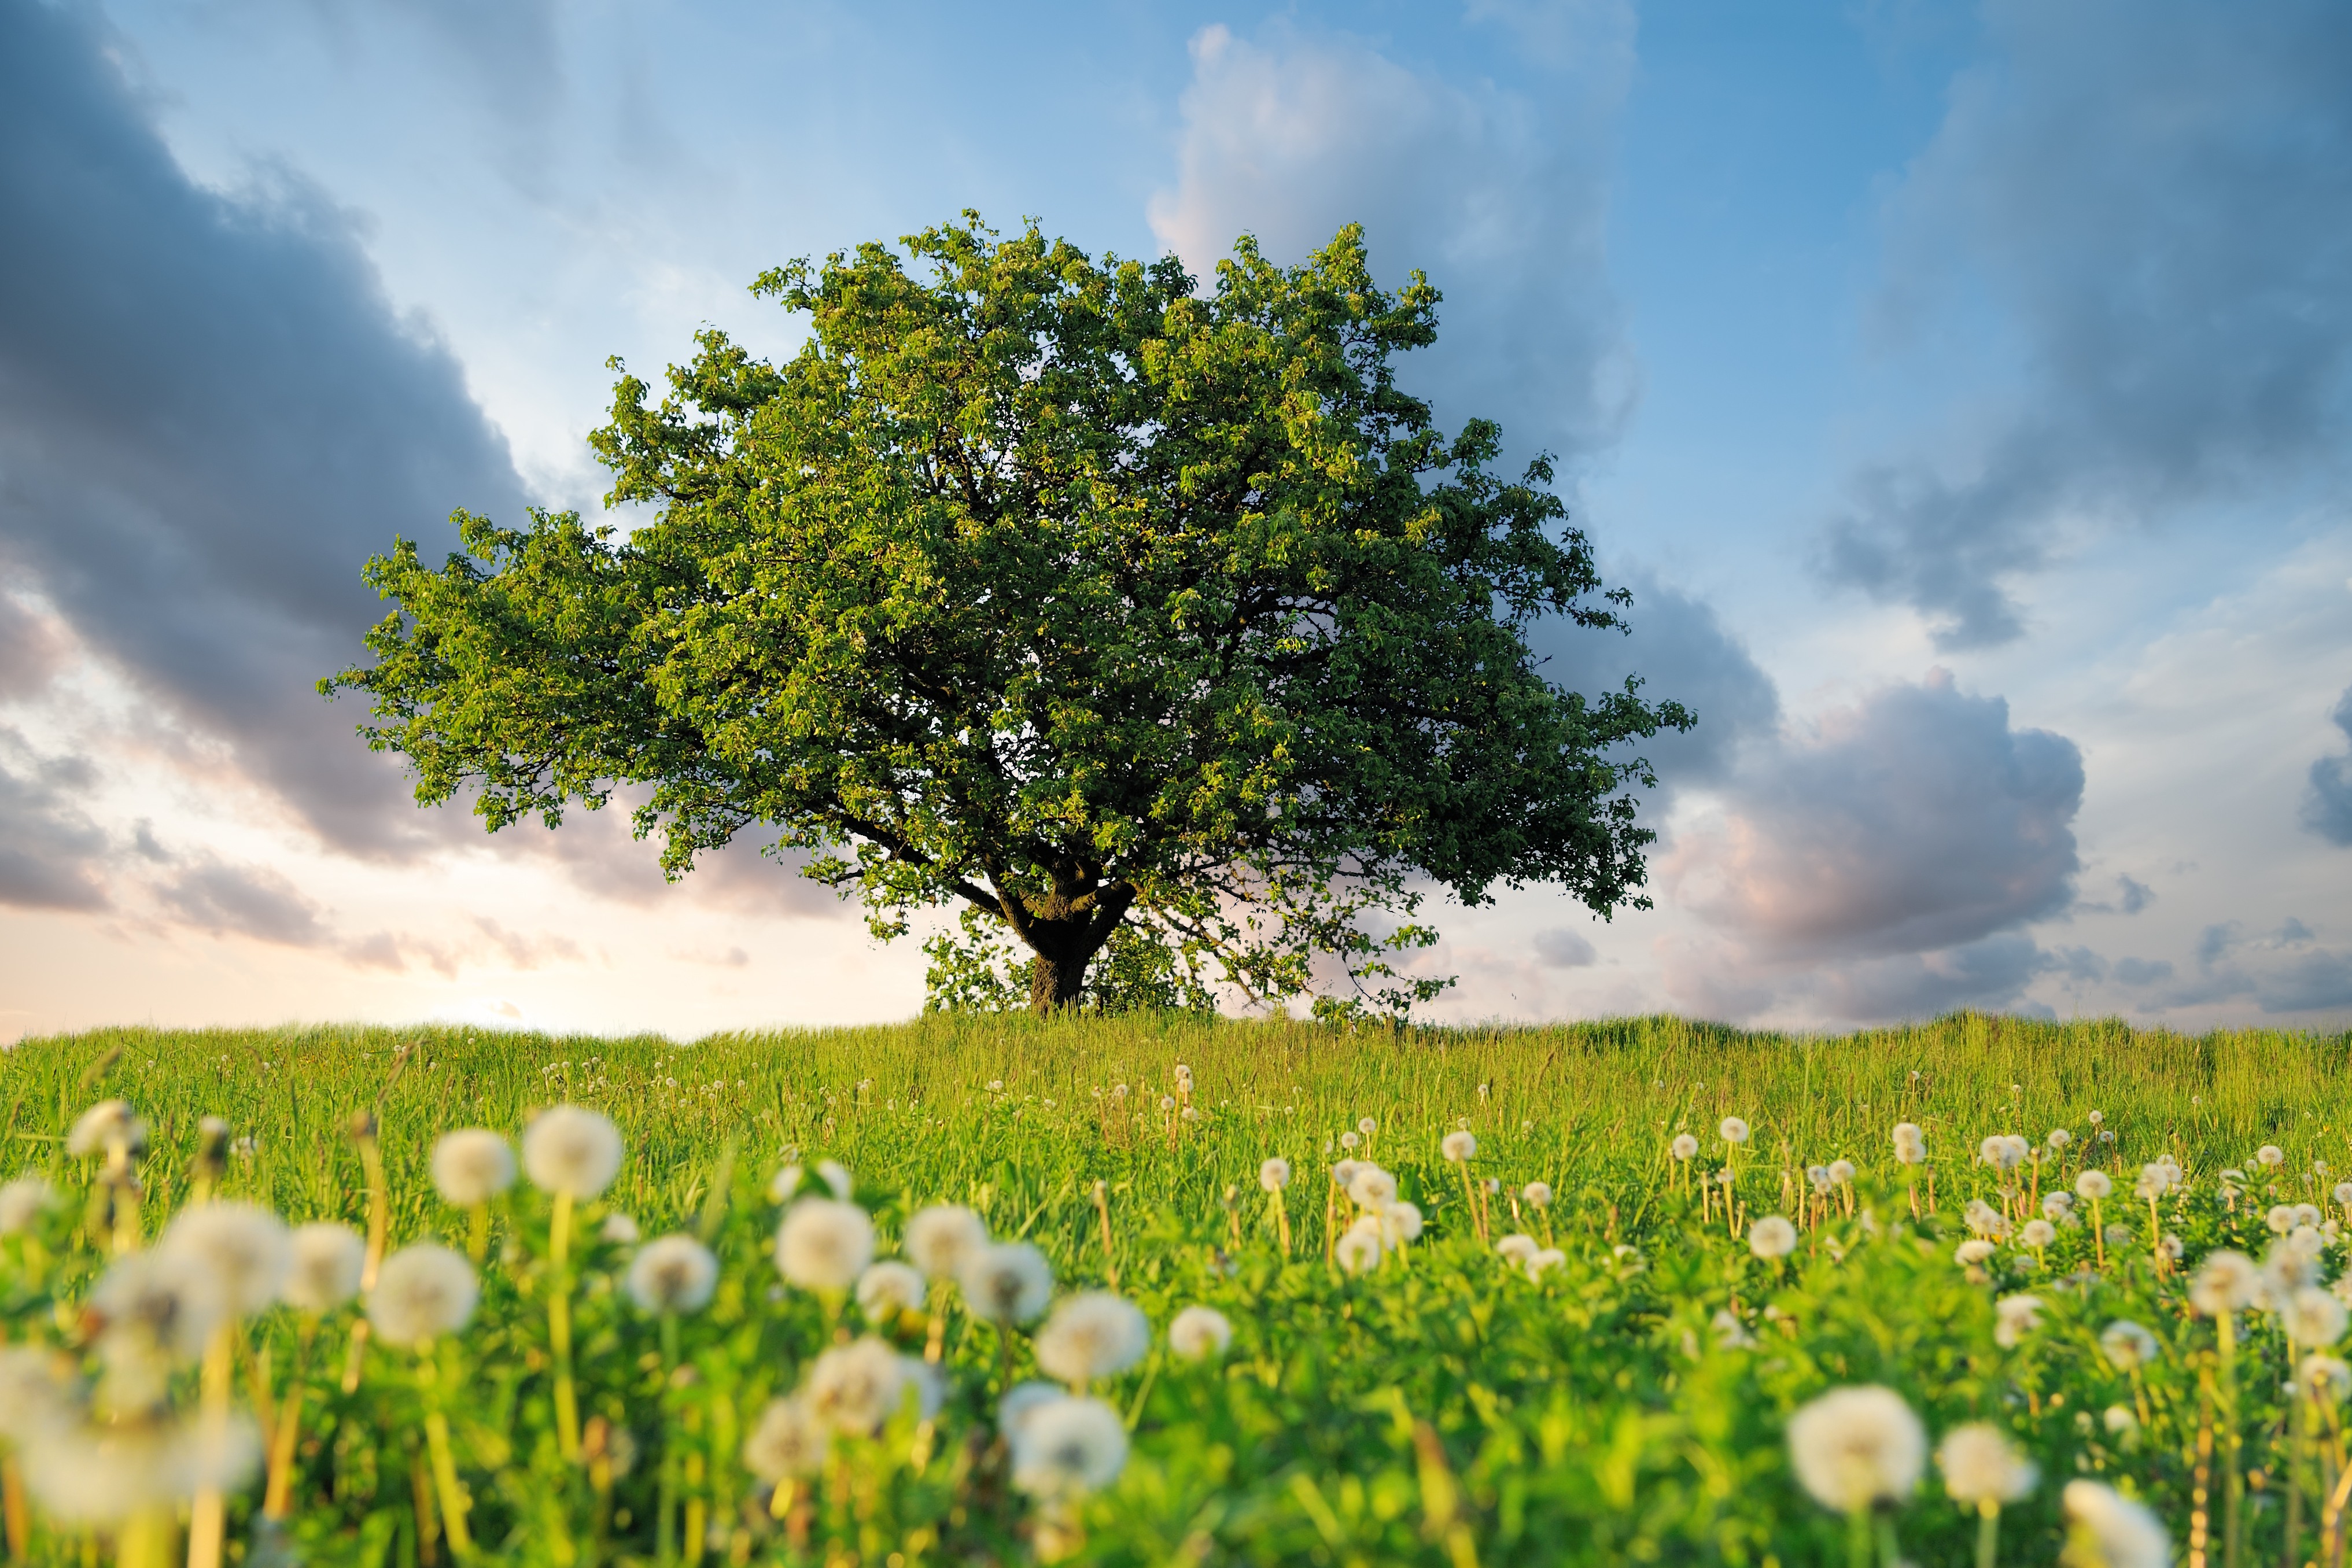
xmin=1 ymin=0 xmax=2347 ymax=1036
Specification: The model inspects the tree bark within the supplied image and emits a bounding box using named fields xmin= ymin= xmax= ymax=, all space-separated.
xmin=994 ymin=870 xmax=1134 ymax=1014
xmin=1028 ymin=942 xmax=1091 ymax=1013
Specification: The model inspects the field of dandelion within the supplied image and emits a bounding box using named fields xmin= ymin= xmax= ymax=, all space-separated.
xmin=5 ymin=1011 xmax=2352 ymax=1568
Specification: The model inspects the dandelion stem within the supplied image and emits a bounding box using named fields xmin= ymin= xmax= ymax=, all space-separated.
xmin=550 ymin=1187 xmax=582 ymax=1464
xmin=2220 ymin=1318 xmax=2244 ymax=1568
xmin=466 ymin=1201 xmax=488 ymax=1263
xmin=1844 ymin=1507 xmax=1871 ymax=1568
xmin=185 ymin=1323 xmax=234 ymax=1568
xmin=1975 ymin=1504 xmax=2000 ymax=1568
xmin=263 ymin=1318 xmax=321 ymax=1519
xmin=1 ymin=1453 xmax=24 ymax=1563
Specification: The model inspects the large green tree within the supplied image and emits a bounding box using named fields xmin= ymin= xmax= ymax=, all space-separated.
xmin=325 ymin=216 xmax=1691 ymax=1016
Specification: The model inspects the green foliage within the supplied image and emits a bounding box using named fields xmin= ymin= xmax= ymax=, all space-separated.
xmin=924 ymin=907 xmax=1220 ymax=1017
xmin=323 ymin=215 xmax=1690 ymax=1016
xmin=6 ymin=1015 xmax=2352 ymax=1564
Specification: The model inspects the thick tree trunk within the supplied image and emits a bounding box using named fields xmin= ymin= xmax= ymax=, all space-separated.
xmin=1028 ymin=943 xmax=1091 ymax=1013
xmin=996 ymin=873 xmax=1134 ymax=1015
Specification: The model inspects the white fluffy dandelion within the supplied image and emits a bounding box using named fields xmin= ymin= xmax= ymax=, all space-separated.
xmin=2284 ymin=1286 xmax=2348 ymax=1347
xmin=1335 ymin=1225 xmax=1383 ymax=1275
xmin=2258 ymin=1145 xmax=2286 ymax=1168
xmin=1034 ymin=1292 xmax=1150 ymax=1386
xmin=1347 ymin=1165 xmax=1398 ymax=1208
xmin=2048 ymin=1128 xmax=2073 ymax=1150
xmin=855 ymin=1261 xmax=926 ymax=1323
xmin=2060 ymin=1480 xmax=2170 ymax=1568
xmin=0 ymin=1173 xmax=54 ymax=1234
xmin=742 ymin=1396 xmax=825 ymax=1480
xmin=367 ymin=1244 xmax=478 ymax=1348
xmin=0 ymin=1346 xmax=70 ymax=1442
xmin=905 ymin=1204 xmax=989 ymax=1281
xmin=626 ymin=1234 xmax=719 ymax=1315
xmin=1168 ymin=1305 xmax=1233 ymax=1361
xmin=67 ymin=1101 xmax=143 ymax=1158
xmin=1259 ymin=1158 xmax=1292 ymax=1193
xmin=2021 ymin=1219 xmax=2056 ymax=1249
xmin=1994 ymin=1294 xmax=2043 ymax=1348
xmin=281 ymin=1222 xmax=365 ymax=1314
xmin=522 ymin=1106 xmax=624 ymax=1200
xmin=1522 ymin=1180 xmax=1553 ymax=1208
xmin=1525 ymin=1247 xmax=1566 ymax=1279
xmin=158 ymin=1201 xmax=291 ymax=1319
xmin=960 ymin=1241 xmax=1054 ymax=1323
xmin=803 ymin=1336 xmax=907 ymax=1436
xmin=1720 ymin=1117 xmax=1750 ymax=1145
xmin=1749 ymin=1216 xmax=1797 ymax=1260
xmin=2189 ymin=1250 xmax=2263 ymax=1317
xmin=1938 ymin=1422 xmax=2037 ymax=1507
xmin=2100 ymin=1320 xmax=2160 ymax=1371
xmin=1786 ymin=1385 xmax=1927 ymax=1514
xmin=1892 ymin=1123 xmax=1925 ymax=1164
xmin=1442 ymin=1131 xmax=1477 ymax=1162
xmin=2301 ymin=1355 xmax=2352 ymax=1405
xmin=1381 ymin=1202 xmax=1425 ymax=1245
xmin=430 ymin=1129 xmax=516 ymax=1205
xmin=91 ymin=1250 xmax=223 ymax=1366
xmin=775 ymin=1198 xmax=876 ymax=1292
xmin=1496 ymin=1234 xmax=1539 ymax=1263
xmin=1827 ymin=1159 xmax=1855 ymax=1186
xmin=1956 ymin=1239 xmax=1997 ymax=1266
xmin=2076 ymin=1170 xmax=2113 ymax=1202
xmin=1009 ymin=1395 xmax=1128 ymax=1500
xmin=1672 ymin=1133 xmax=1700 ymax=1161
xmin=601 ymin=1212 xmax=641 ymax=1245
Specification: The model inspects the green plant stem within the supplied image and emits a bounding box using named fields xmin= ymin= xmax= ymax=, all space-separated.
xmin=550 ymin=1187 xmax=581 ymax=1464
xmin=1976 ymin=1504 xmax=2000 ymax=1568
xmin=2221 ymin=1315 xmax=2243 ymax=1568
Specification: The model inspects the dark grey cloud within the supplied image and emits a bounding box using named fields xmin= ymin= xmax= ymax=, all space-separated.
xmin=1148 ymin=15 xmax=1635 ymax=471
xmin=2303 ymin=685 xmax=2352 ymax=846
xmin=2074 ymin=872 xmax=2155 ymax=916
xmin=1823 ymin=0 xmax=2352 ymax=647
xmin=2168 ymin=918 xmax=2352 ymax=1014
xmin=1530 ymin=927 xmax=1596 ymax=968
xmin=1524 ymin=571 xmax=1780 ymax=792
xmin=0 ymin=0 xmax=529 ymax=857
xmin=154 ymin=859 xmax=331 ymax=946
xmin=1808 ymin=934 xmax=2056 ymax=1023
xmin=1671 ymin=670 xmax=2083 ymax=960
xmin=0 ymin=732 xmax=109 ymax=910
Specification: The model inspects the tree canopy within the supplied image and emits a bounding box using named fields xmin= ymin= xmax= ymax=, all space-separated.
xmin=324 ymin=215 xmax=1692 ymax=1016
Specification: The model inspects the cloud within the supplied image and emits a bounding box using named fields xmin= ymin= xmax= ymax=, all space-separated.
xmin=1531 ymin=927 xmax=1597 ymax=968
xmin=1669 ymin=670 xmax=2082 ymax=961
xmin=2303 ymin=685 xmax=2352 ymax=846
xmin=2166 ymin=917 xmax=2352 ymax=1014
xmin=0 ymin=732 xmax=109 ymax=911
xmin=1822 ymin=0 xmax=2352 ymax=647
xmin=1146 ymin=13 xmax=1636 ymax=470
xmin=1807 ymin=934 xmax=2056 ymax=1023
xmin=154 ymin=859 xmax=331 ymax=946
xmin=0 ymin=0 xmax=529 ymax=857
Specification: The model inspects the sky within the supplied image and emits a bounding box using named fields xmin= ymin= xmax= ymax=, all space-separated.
xmin=1 ymin=0 xmax=2348 ymax=1040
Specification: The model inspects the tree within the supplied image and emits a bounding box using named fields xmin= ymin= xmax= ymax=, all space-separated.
xmin=324 ymin=215 xmax=1692 ymax=1017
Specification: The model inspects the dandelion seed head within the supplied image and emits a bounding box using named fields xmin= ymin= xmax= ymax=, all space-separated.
xmin=2021 ymin=1219 xmax=2056 ymax=1249
xmin=2285 ymin=1286 xmax=2348 ymax=1347
xmin=1749 ymin=1216 xmax=1797 ymax=1260
xmin=2259 ymin=1145 xmax=2286 ymax=1168
xmin=742 ymin=1396 xmax=825 ymax=1480
xmin=768 ymin=1164 xmax=803 ymax=1203
xmin=2060 ymin=1480 xmax=2170 ymax=1568
xmin=1525 ymin=1246 xmax=1566 ymax=1279
xmin=1496 ymin=1233 xmax=1539 ymax=1263
xmin=0 ymin=1174 xmax=55 ymax=1235
xmin=1035 ymin=1292 xmax=1150 ymax=1385
xmin=1720 ymin=1117 xmax=1750 ymax=1146
xmin=2189 ymin=1250 xmax=2263 ymax=1317
xmin=2302 ymin=1354 xmax=2352 ymax=1405
xmin=1009 ymin=1394 xmax=1128 ymax=1500
xmin=1330 ymin=1159 xmax=1362 ymax=1188
xmin=601 ymin=1212 xmax=641 ymax=1245
xmin=804 ymin=1336 xmax=906 ymax=1436
xmin=2048 ymin=1128 xmax=2072 ymax=1149
xmin=1335 ymin=1226 xmax=1383 ymax=1274
xmin=90 ymin=1249 xmax=224 ymax=1403
xmin=67 ymin=1101 xmax=143 ymax=1159
xmin=1357 ymin=1117 xmax=1377 ymax=1136
xmin=854 ymin=1260 xmax=926 ymax=1323
xmin=2100 ymin=1320 xmax=2159 ymax=1371
xmin=1994 ymin=1294 xmax=2042 ymax=1348
xmin=1937 ymin=1422 xmax=2037 ymax=1507
xmin=905 ymin=1205 xmax=989 ymax=1281
xmin=281 ymin=1222 xmax=365 ymax=1314
xmin=626 ymin=1234 xmax=719 ymax=1315
xmin=522 ymin=1105 xmax=624 ymax=1200
xmin=0 ymin=1347 xmax=71 ymax=1442
xmin=1168 ymin=1305 xmax=1233 ymax=1361
xmin=1671 ymin=1134 xmax=1700 ymax=1161
xmin=1785 ymin=1385 xmax=1926 ymax=1514
xmin=1522 ymin=1181 xmax=1553 ymax=1208
xmin=1442 ymin=1131 xmax=1477 ymax=1162
xmin=2075 ymin=1170 xmax=2113 ymax=1201
xmin=1827 ymin=1159 xmax=1855 ymax=1186
xmin=1338 ymin=1131 xmax=1359 ymax=1150
xmin=22 ymin=1412 xmax=258 ymax=1526
xmin=775 ymin=1198 xmax=875 ymax=1292
xmin=429 ymin=1129 xmax=515 ymax=1206
xmin=1381 ymin=1202 xmax=1424 ymax=1244
xmin=1259 ymin=1157 xmax=1292 ymax=1193
xmin=1955 ymin=1239 xmax=1997 ymax=1266
xmin=153 ymin=1202 xmax=290 ymax=1320
xmin=960 ymin=1241 xmax=1054 ymax=1323
xmin=1346 ymin=1165 xmax=1398 ymax=1209
xmin=367 ymin=1243 xmax=478 ymax=1348
xmin=2103 ymin=1405 xmax=2139 ymax=1436
xmin=816 ymin=1160 xmax=852 ymax=1200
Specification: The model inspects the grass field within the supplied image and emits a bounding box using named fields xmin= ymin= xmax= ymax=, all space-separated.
xmin=5 ymin=1012 xmax=2352 ymax=1566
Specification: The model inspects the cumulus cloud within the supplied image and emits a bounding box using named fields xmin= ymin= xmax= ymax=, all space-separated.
xmin=1822 ymin=0 xmax=2352 ymax=647
xmin=1147 ymin=11 xmax=1636 ymax=469
xmin=2169 ymin=919 xmax=2352 ymax=1015
xmin=1531 ymin=927 xmax=1597 ymax=968
xmin=1669 ymin=670 xmax=2082 ymax=962
xmin=2303 ymin=685 xmax=2352 ymax=846
xmin=0 ymin=732 xmax=108 ymax=911
xmin=0 ymin=0 xmax=528 ymax=857
xmin=154 ymin=859 xmax=331 ymax=947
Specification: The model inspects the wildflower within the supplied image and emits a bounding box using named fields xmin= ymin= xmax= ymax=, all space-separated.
xmin=2086 ymin=1110 xmax=2104 ymax=1126
xmin=368 ymin=1244 xmax=479 ymax=1348
xmin=2335 ymin=1181 xmax=2352 ymax=1207
xmin=1523 ymin=1180 xmax=1553 ymax=1208
xmin=1892 ymin=1123 xmax=1926 ymax=1164
xmin=282 ymin=1222 xmax=365 ymax=1314
xmin=2189 ymin=1250 xmax=2263 ymax=1316
xmin=1720 ymin=1117 xmax=1750 ymax=1145
xmin=1347 ymin=1165 xmax=1398 ymax=1208
xmin=626 ymin=1235 xmax=718 ymax=1315
xmin=2301 ymin=1355 xmax=2352 ymax=1405
xmin=2060 ymin=1480 xmax=2169 ymax=1568
xmin=67 ymin=1100 xmax=144 ymax=1157
xmin=1712 ymin=1308 xmax=1757 ymax=1348
xmin=1672 ymin=1133 xmax=1700 ymax=1160
xmin=2048 ymin=1128 xmax=2072 ymax=1149
xmin=1994 ymin=1294 xmax=2043 ymax=1348
xmin=855 ymin=1261 xmax=926 ymax=1323
xmin=0 ymin=1173 xmax=54 ymax=1234
xmin=999 ymin=1380 xmax=1066 ymax=1439
xmin=2267 ymin=1204 xmax=2296 ymax=1234
xmin=805 ymin=1337 xmax=907 ymax=1435
xmin=600 ymin=1212 xmax=641 ymax=1245
xmin=0 ymin=1347 xmax=70 ymax=1442
xmin=1169 ymin=1306 xmax=1233 ymax=1361
xmin=1827 ymin=1159 xmax=1855 ymax=1186
xmin=1357 ymin=1117 xmax=1376 ymax=1136
xmin=2283 ymin=1286 xmax=2348 ymax=1347
xmin=1380 ymin=1202 xmax=1424 ymax=1245
xmin=2075 ymin=1170 xmax=2113 ymax=1201
xmin=2103 ymin=1406 xmax=2139 ymax=1436
xmin=1749 ymin=1216 xmax=1797 ymax=1259
xmin=1159 ymin=1097 xmax=1175 ymax=1112
xmin=2021 ymin=1219 xmax=2056 ymax=1249
xmin=1980 ymin=1135 xmax=2018 ymax=1170
xmin=1955 ymin=1239 xmax=1997 ymax=1266
xmin=1442 ymin=1131 xmax=1477 ymax=1162
xmin=1330 ymin=1159 xmax=1361 ymax=1189
xmin=768 ymin=1164 xmax=805 ymax=1202
xmin=1963 ymin=1200 xmax=2012 ymax=1239
xmin=1259 ymin=1158 xmax=1292 ymax=1192
xmin=2258 ymin=1145 xmax=2285 ymax=1168
xmin=159 ymin=1201 xmax=292 ymax=1318
xmin=1338 ymin=1131 xmax=1359 ymax=1150
xmin=430 ymin=1129 xmax=515 ymax=1205
xmin=905 ymin=1204 xmax=989 ymax=1280
xmin=2100 ymin=1321 xmax=2160 ymax=1370
xmin=1496 ymin=1234 xmax=1539 ymax=1263
xmin=1785 ymin=1385 xmax=1927 ymax=1513
xmin=21 ymin=1415 xmax=256 ymax=1528
xmin=775 ymin=1198 xmax=875 ymax=1292
xmin=1808 ymin=1165 xmax=1833 ymax=1196
xmin=1525 ymin=1247 xmax=1566 ymax=1279
xmin=2159 ymin=1233 xmax=2183 ymax=1260
xmin=90 ymin=1249 xmax=224 ymax=1405
xmin=1035 ymin=1292 xmax=1150 ymax=1386
xmin=522 ymin=1106 xmax=624 ymax=1200
xmin=742 ymin=1396 xmax=825 ymax=1480
xmin=2043 ymin=1192 xmax=2075 ymax=1221
xmin=1334 ymin=1224 xmax=1383 ymax=1274
xmin=2133 ymin=1165 xmax=2174 ymax=1201
xmin=1009 ymin=1394 xmax=1128 ymax=1500
xmin=961 ymin=1241 xmax=1055 ymax=1323
xmin=1938 ymin=1422 xmax=2037 ymax=1507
